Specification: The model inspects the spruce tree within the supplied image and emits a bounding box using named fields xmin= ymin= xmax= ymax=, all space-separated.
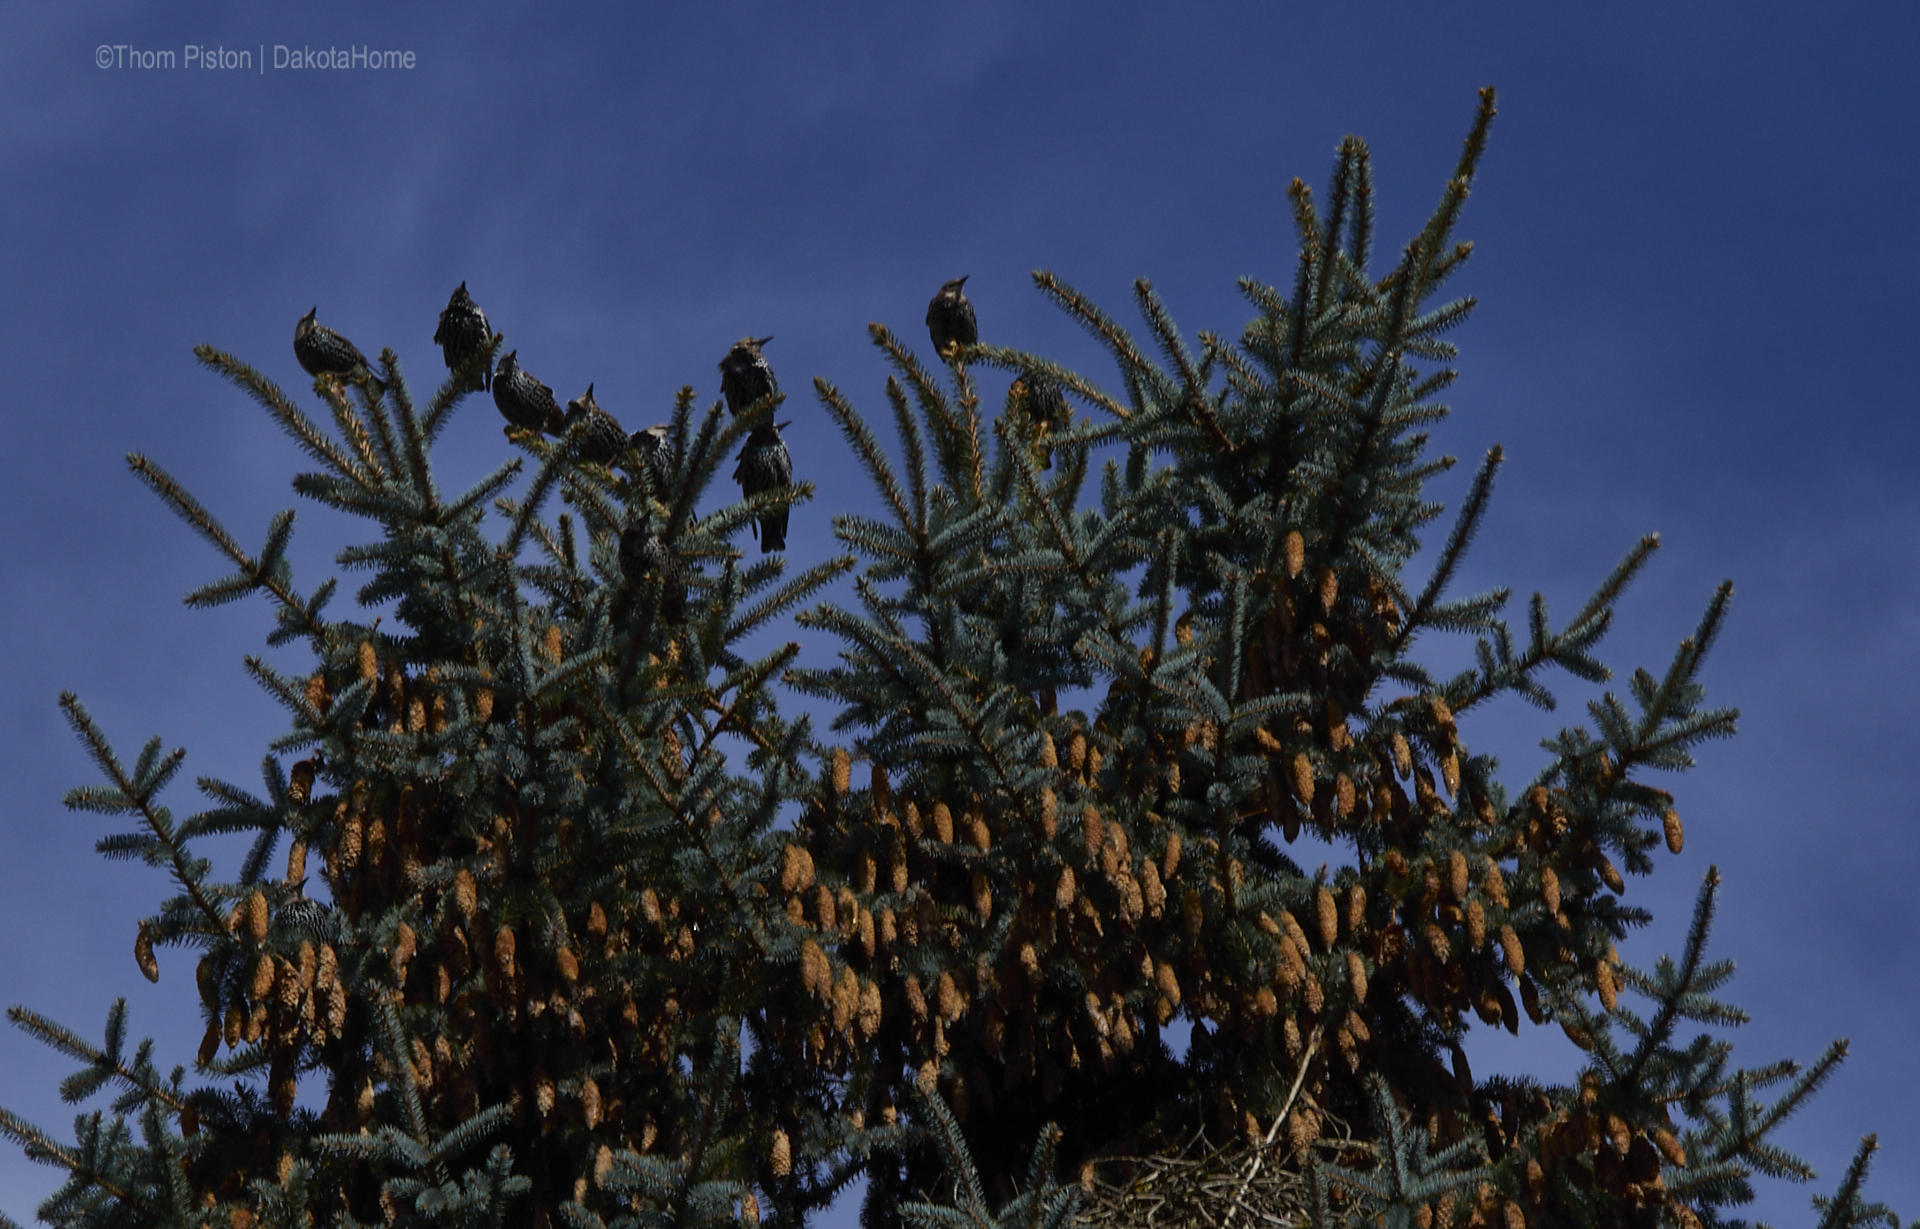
xmin=1 ymin=87 xmax=1904 ymax=1229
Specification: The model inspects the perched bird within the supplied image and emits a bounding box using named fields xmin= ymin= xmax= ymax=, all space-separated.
xmin=1021 ymin=370 xmax=1069 ymax=433
xmin=563 ymin=384 xmax=627 ymax=467
xmin=718 ymin=336 xmax=778 ymax=418
xmin=273 ymin=889 xmax=337 ymax=945
xmin=630 ymin=424 xmax=672 ymax=498
xmin=1014 ymin=370 xmax=1069 ymax=470
xmin=619 ymin=519 xmax=686 ymax=624
xmin=492 ymin=351 xmax=564 ymax=435
xmin=926 ymin=277 xmax=978 ymax=358
xmin=433 ymin=282 xmax=494 ymax=391
xmin=294 ymin=308 xmax=372 ymax=380
xmin=734 ymin=422 xmax=792 ymax=553
xmin=719 ymin=336 xmax=790 ymax=548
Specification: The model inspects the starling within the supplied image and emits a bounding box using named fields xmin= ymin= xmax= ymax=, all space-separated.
xmin=630 ymin=424 xmax=672 ymax=498
xmin=1015 ymin=370 xmax=1069 ymax=470
xmin=733 ymin=422 xmax=792 ymax=553
xmin=619 ymin=520 xmax=686 ymax=624
xmin=433 ymin=282 xmax=494 ymax=391
xmin=493 ymin=351 xmax=564 ymax=435
xmin=1022 ymin=370 xmax=1068 ymax=433
xmin=294 ymin=308 xmax=372 ymax=380
xmin=563 ymin=384 xmax=627 ymax=467
xmin=926 ymin=276 xmax=977 ymax=358
xmin=718 ymin=336 xmax=778 ymax=418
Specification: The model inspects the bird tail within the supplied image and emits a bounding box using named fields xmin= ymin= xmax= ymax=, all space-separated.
xmin=761 ymin=510 xmax=788 ymax=554
xmin=336 ymin=366 xmax=388 ymax=399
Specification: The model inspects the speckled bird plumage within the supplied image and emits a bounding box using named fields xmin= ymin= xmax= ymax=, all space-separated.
xmin=1017 ymin=370 xmax=1069 ymax=470
xmin=1022 ymin=370 xmax=1068 ymax=433
xmin=630 ymin=424 xmax=672 ymax=498
xmin=274 ymin=894 xmax=337 ymax=945
xmin=493 ymin=351 xmax=563 ymax=435
xmin=619 ymin=521 xmax=686 ymax=623
xmin=294 ymin=308 xmax=370 ymax=379
xmin=926 ymin=276 xmax=977 ymax=357
xmin=434 ymin=282 xmax=493 ymax=391
xmin=718 ymin=336 xmax=778 ymax=418
xmin=563 ymin=384 xmax=627 ymax=467
xmin=734 ymin=423 xmax=792 ymax=553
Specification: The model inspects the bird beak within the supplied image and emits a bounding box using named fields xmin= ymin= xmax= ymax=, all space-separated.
xmin=758 ymin=336 xmax=775 ymax=347
xmin=957 ymin=276 xmax=969 ymax=287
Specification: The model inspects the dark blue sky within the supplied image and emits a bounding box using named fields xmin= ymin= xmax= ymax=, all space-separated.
xmin=3 ymin=4 xmax=1916 ymax=1223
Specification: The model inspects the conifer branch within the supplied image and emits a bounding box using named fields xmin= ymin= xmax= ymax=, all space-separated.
xmin=499 ymin=437 xmax=577 ymax=566
xmin=127 ymin=455 xmax=329 ymax=642
xmin=814 ymin=376 xmax=916 ymax=530
xmin=1404 ymin=87 xmax=1497 ymax=285
xmin=1813 ymin=1137 xmax=1897 ymax=1229
xmin=5 ymin=1006 xmax=189 ymax=1117
xmin=870 ymin=323 xmax=982 ymax=502
xmin=1396 ymin=445 xmax=1502 ymax=649
xmin=59 ymin=693 xmax=229 ymax=933
xmin=591 ymin=696 xmax=775 ymax=959
xmin=371 ymin=997 xmax=443 ymax=1185
xmin=886 ymin=375 xmax=932 ymax=532
xmin=356 ymin=370 xmax=406 ymax=482
xmin=948 ymin=348 xmax=987 ymax=501
xmin=422 ymin=336 xmax=501 ymax=443
xmin=1317 ymin=145 xmax=1357 ymax=309
xmin=1133 ymin=279 xmax=1237 ymax=453
xmin=12 ymin=90 xmax=1903 ymax=1229
xmin=725 ymin=556 xmax=857 ymax=646
xmin=0 ymin=1108 xmax=163 ymax=1222
xmin=194 ymin=345 xmax=370 ymax=484
xmin=1606 ymin=869 xmax=1733 ymax=1092
xmin=124 ymin=454 xmax=249 ymax=564
xmin=1028 ymin=272 xmax=1144 ymax=419
xmin=318 ymin=381 xmax=386 ymax=483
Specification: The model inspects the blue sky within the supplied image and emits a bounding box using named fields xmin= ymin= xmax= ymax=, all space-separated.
xmin=2 ymin=4 xmax=1916 ymax=1224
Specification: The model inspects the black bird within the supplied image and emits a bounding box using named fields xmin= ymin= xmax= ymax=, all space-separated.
xmin=1021 ymin=370 xmax=1068 ymax=433
xmin=734 ymin=422 xmax=792 ymax=553
xmin=493 ymin=351 xmax=564 ymax=435
xmin=294 ymin=308 xmax=372 ymax=380
xmin=563 ymin=384 xmax=627 ymax=467
xmin=1014 ymin=370 xmax=1069 ymax=470
xmin=433 ymin=282 xmax=494 ymax=391
xmin=619 ymin=519 xmax=686 ymax=624
xmin=718 ymin=336 xmax=778 ymax=418
xmin=926 ymin=277 xmax=977 ymax=358
xmin=630 ymin=424 xmax=672 ymax=498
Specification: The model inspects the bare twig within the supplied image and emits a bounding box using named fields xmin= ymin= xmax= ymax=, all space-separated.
xmin=1225 ymin=1024 xmax=1324 ymax=1226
